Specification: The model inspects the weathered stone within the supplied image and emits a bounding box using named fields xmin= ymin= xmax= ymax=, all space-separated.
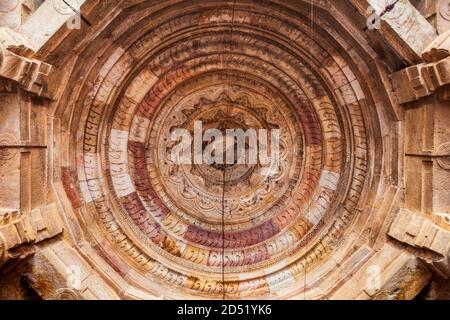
xmin=368 ymin=0 xmax=437 ymax=54
xmin=391 ymin=34 xmax=450 ymax=104
xmin=0 ymin=27 xmax=52 ymax=97
xmin=0 ymin=0 xmax=449 ymax=300
xmin=389 ymin=209 xmax=450 ymax=279
xmin=0 ymin=204 xmax=63 ymax=268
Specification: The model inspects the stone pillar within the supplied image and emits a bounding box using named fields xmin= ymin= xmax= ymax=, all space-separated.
xmin=390 ymin=31 xmax=450 ymax=278
xmin=392 ymin=31 xmax=450 ymax=218
xmin=0 ymin=27 xmax=61 ymax=268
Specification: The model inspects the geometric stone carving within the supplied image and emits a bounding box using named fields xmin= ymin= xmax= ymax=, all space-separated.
xmin=392 ymin=31 xmax=450 ymax=104
xmin=67 ymin=2 xmax=376 ymax=298
xmin=388 ymin=209 xmax=450 ymax=279
xmin=1 ymin=0 xmax=450 ymax=300
xmin=0 ymin=203 xmax=63 ymax=269
xmin=391 ymin=56 xmax=450 ymax=104
xmin=29 ymin=0 xmax=441 ymax=300
xmin=0 ymin=27 xmax=52 ymax=98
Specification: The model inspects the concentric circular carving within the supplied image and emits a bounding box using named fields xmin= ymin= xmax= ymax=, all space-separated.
xmin=0 ymin=133 xmax=18 ymax=164
xmin=147 ymin=76 xmax=303 ymax=229
xmin=64 ymin=2 xmax=375 ymax=299
xmin=52 ymin=288 xmax=80 ymax=300
xmin=439 ymin=0 xmax=450 ymax=21
xmin=437 ymin=143 xmax=450 ymax=170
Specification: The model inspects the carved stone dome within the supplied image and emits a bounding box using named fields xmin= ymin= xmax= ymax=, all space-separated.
xmin=2 ymin=0 xmax=449 ymax=300
xmin=68 ymin=1 xmax=377 ymax=299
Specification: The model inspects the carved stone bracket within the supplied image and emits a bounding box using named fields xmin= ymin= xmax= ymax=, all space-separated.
xmin=422 ymin=30 xmax=450 ymax=63
xmin=0 ymin=203 xmax=64 ymax=269
xmin=388 ymin=209 xmax=450 ymax=279
xmin=391 ymin=31 xmax=450 ymax=104
xmin=0 ymin=27 xmax=52 ymax=98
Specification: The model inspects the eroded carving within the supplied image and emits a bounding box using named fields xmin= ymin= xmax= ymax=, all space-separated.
xmin=0 ymin=204 xmax=64 ymax=268
xmin=0 ymin=27 xmax=52 ymax=97
xmin=389 ymin=209 xmax=450 ymax=279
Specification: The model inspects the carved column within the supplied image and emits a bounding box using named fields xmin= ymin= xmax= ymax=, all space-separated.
xmin=390 ymin=31 xmax=450 ymax=278
xmin=0 ymin=27 xmax=61 ymax=269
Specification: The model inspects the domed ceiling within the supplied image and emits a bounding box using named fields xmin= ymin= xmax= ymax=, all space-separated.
xmin=45 ymin=0 xmax=405 ymax=299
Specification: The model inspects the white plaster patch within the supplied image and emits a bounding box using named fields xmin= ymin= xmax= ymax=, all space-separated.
xmin=83 ymin=153 xmax=101 ymax=180
xmin=99 ymin=47 xmax=125 ymax=78
xmin=266 ymin=231 xmax=296 ymax=257
xmin=95 ymin=79 xmax=114 ymax=105
xmin=339 ymin=84 xmax=358 ymax=104
xmin=176 ymin=240 xmax=188 ymax=257
xmin=305 ymin=171 xmax=339 ymax=226
xmin=79 ymin=180 xmax=93 ymax=203
xmin=266 ymin=269 xmax=295 ymax=292
xmin=109 ymin=129 xmax=129 ymax=176
xmin=319 ymin=170 xmax=340 ymax=191
xmin=350 ymin=80 xmax=365 ymax=101
xmin=85 ymin=178 xmax=104 ymax=201
xmin=306 ymin=207 xmax=323 ymax=225
xmin=316 ymin=194 xmax=330 ymax=210
xmin=112 ymin=174 xmax=135 ymax=198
